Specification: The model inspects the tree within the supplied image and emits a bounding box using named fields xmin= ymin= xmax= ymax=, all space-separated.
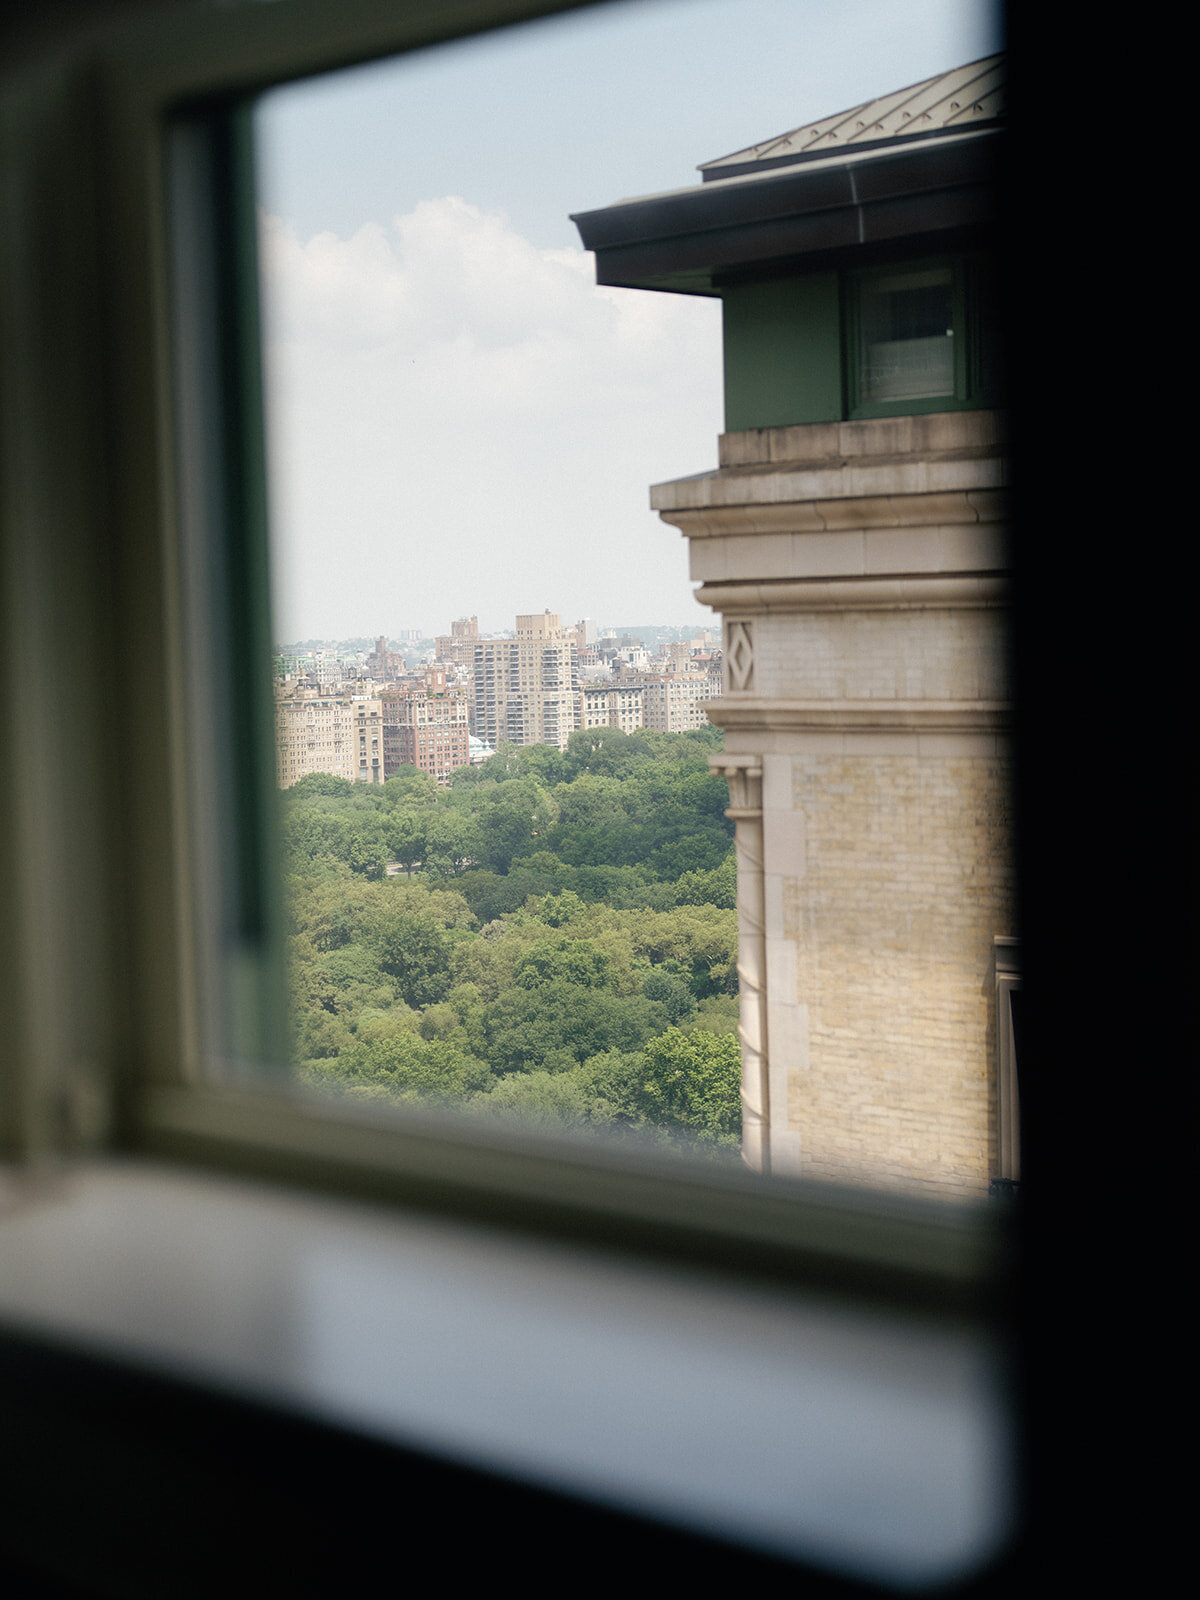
xmin=308 ymin=1033 xmax=492 ymax=1105
xmin=369 ymin=910 xmax=453 ymax=1008
xmin=467 ymin=778 xmax=556 ymax=874
xmin=641 ymin=969 xmax=697 ymax=1026
xmin=421 ymin=809 xmax=479 ymax=878
xmin=386 ymin=812 xmax=428 ymax=878
xmin=635 ymin=1029 xmax=741 ymax=1146
xmin=515 ymin=938 xmax=615 ymax=991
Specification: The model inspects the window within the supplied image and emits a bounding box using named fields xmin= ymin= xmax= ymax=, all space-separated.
xmin=848 ymin=256 xmax=998 ymax=417
xmin=858 ymin=265 xmax=956 ymax=402
xmin=4 ymin=2 xmax=1119 ymax=1593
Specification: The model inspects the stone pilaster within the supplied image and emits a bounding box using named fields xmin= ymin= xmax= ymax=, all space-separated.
xmin=713 ymin=758 xmax=767 ymax=1172
xmin=657 ymin=411 xmax=1014 ymax=1197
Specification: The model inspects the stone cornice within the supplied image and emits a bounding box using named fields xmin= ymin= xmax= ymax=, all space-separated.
xmin=653 ymin=414 xmax=1008 ymax=543
xmin=697 ymin=576 xmax=1008 ymax=612
xmin=654 ymin=477 xmax=1005 ymax=530
xmin=708 ymin=698 xmax=1012 ymax=733
xmin=716 ymin=411 xmax=1006 ymax=470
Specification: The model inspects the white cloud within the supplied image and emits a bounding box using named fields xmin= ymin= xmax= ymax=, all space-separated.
xmin=259 ymin=198 xmax=723 ymax=639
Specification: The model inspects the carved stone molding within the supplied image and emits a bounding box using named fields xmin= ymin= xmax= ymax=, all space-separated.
xmin=724 ymin=620 xmax=754 ymax=692
xmin=709 ymin=699 xmax=1013 ymax=734
xmin=699 ymin=575 xmax=1009 ymax=614
xmin=656 ymin=487 xmax=1006 ymax=539
xmin=715 ymin=409 xmax=1006 ymax=471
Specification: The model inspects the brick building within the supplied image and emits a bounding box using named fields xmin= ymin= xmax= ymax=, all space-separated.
xmin=381 ymin=682 xmax=470 ymax=786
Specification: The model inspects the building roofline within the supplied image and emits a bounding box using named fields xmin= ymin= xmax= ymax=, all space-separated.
xmin=571 ymin=126 xmax=1000 ymax=295
xmin=698 ymin=54 xmax=1004 ymax=180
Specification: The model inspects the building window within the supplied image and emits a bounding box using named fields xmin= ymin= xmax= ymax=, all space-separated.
xmin=858 ymin=267 xmax=954 ymax=403
xmin=848 ymin=256 xmax=995 ymax=418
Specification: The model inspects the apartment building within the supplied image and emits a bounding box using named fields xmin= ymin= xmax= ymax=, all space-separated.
xmin=433 ymin=615 xmax=480 ymax=671
xmin=365 ymin=635 xmax=405 ymax=681
xmin=381 ymin=683 xmax=470 ymax=786
xmin=578 ymin=681 xmax=645 ymax=733
xmin=275 ymin=690 xmax=385 ymax=788
xmin=472 ymin=611 xmax=579 ymax=751
xmin=640 ymin=671 xmax=722 ymax=734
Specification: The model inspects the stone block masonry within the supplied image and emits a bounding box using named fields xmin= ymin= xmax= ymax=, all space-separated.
xmin=656 ymin=410 xmax=1014 ymax=1197
xmin=777 ymin=750 xmax=1013 ymax=1197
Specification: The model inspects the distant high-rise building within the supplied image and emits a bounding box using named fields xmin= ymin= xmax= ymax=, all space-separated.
xmin=472 ymin=611 xmax=579 ymax=751
xmin=640 ymin=671 xmax=722 ymax=733
xmin=381 ymin=677 xmax=470 ymax=786
xmin=578 ymin=682 xmax=645 ymax=733
xmin=434 ymin=616 xmax=480 ymax=671
xmin=275 ymin=690 xmax=384 ymax=787
xmin=365 ymin=635 xmax=404 ymax=681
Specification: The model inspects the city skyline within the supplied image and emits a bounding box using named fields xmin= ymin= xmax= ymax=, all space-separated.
xmin=275 ymin=606 xmax=724 ymax=787
xmin=275 ymin=609 xmax=719 ymax=651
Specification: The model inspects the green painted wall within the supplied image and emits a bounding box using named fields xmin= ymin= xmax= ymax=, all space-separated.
xmin=721 ymin=275 xmax=842 ymax=431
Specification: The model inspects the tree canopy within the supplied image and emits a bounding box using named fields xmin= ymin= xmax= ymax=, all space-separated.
xmin=283 ymin=727 xmax=740 ymax=1159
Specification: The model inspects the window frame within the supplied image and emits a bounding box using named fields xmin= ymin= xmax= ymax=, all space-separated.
xmin=845 ymin=252 xmax=996 ymax=420
xmin=993 ymin=936 xmax=1021 ymax=1190
xmin=0 ymin=0 xmax=1009 ymax=1287
xmin=0 ymin=2 xmax=1019 ymax=1584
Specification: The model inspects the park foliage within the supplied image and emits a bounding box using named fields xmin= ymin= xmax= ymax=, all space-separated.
xmin=285 ymin=724 xmax=742 ymax=1156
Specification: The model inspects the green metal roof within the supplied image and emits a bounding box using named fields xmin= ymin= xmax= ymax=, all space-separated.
xmin=699 ymin=55 xmax=1004 ymax=183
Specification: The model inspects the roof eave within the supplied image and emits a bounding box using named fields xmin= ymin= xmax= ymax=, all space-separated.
xmin=571 ymin=128 xmax=1000 ymax=295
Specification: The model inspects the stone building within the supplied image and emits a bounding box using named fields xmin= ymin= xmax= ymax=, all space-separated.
xmin=275 ymin=690 xmax=385 ymax=788
xmin=573 ymin=56 xmax=1011 ymax=1197
xmin=640 ymin=671 xmax=724 ymax=734
xmin=472 ymin=611 xmax=580 ymax=752
xmin=434 ymin=615 xmax=480 ymax=673
xmin=579 ymin=681 xmax=645 ymax=733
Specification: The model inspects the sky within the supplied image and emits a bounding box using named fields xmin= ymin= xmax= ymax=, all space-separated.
xmin=255 ymin=0 xmax=1003 ymax=642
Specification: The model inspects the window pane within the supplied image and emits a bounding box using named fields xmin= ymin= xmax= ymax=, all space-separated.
xmin=247 ymin=0 xmax=1011 ymax=1194
xmin=860 ymin=268 xmax=955 ymax=403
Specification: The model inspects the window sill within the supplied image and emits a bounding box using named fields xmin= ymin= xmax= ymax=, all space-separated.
xmin=0 ymin=1156 xmax=1014 ymax=1590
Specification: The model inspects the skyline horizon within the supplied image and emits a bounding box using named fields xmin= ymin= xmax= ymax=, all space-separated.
xmin=276 ymin=616 xmax=721 ymax=649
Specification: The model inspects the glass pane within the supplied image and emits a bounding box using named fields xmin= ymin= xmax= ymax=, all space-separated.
xmin=252 ymin=0 xmax=1010 ymax=1190
xmin=860 ymin=268 xmax=955 ymax=402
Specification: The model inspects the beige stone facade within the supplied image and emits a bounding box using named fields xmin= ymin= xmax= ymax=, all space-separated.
xmin=579 ymin=682 xmax=645 ymax=732
xmin=640 ymin=671 xmax=723 ymax=734
xmin=472 ymin=612 xmax=579 ymax=751
xmin=434 ymin=616 xmax=479 ymax=672
xmin=275 ymin=690 xmax=385 ymax=788
xmin=653 ymin=410 xmax=1012 ymax=1198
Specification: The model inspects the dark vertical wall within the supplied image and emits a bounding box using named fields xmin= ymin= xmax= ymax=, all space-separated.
xmin=722 ymin=275 xmax=842 ymax=430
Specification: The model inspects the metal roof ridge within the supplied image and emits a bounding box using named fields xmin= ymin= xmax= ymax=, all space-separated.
xmin=698 ymin=52 xmax=1004 ymax=175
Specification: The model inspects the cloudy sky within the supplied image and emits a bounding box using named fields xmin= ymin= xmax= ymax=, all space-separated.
xmin=255 ymin=0 xmax=1002 ymax=642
